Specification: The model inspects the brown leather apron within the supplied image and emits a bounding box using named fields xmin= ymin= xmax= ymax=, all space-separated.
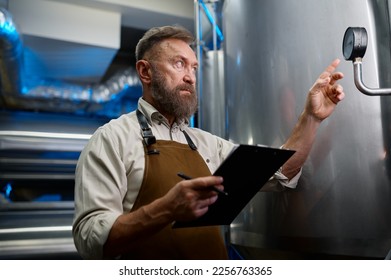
xmin=122 ymin=111 xmax=228 ymax=259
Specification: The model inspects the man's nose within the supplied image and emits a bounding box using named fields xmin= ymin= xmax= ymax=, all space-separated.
xmin=183 ymin=70 xmax=196 ymax=84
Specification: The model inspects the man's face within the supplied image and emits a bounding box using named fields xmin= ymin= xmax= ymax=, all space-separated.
xmin=149 ymin=39 xmax=198 ymax=120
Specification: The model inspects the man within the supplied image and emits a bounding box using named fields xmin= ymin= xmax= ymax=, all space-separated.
xmin=72 ymin=25 xmax=345 ymax=259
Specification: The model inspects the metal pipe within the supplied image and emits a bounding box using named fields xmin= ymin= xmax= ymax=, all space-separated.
xmin=194 ymin=0 xmax=203 ymax=128
xmin=353 ymin=57 xmax=391 ymax=95
xmin=0 ymin=130 xmax=91 ymax=140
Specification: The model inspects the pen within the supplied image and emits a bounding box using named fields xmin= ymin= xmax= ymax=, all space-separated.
xmin=177 ymin=172 xmax=228 ymax=196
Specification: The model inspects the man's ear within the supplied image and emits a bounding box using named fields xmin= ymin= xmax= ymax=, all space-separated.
xmin=136 ymin=60 xmax=152 ymax=84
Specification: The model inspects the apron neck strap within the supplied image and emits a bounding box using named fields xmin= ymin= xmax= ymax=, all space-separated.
xmin=136 ymin=109 xmax=156 ymax=147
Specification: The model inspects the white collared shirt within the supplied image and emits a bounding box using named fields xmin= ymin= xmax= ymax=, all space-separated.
xmin=72 ymin=97 xmax=301 ymax=259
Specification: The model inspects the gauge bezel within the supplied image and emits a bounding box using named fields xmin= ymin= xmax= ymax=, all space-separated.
xmin=342 ymin=27 xmax=368 ymax=61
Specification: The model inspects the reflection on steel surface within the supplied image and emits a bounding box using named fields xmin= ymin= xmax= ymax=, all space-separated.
xmin=213 ymin=0 xmax=391 ymax=259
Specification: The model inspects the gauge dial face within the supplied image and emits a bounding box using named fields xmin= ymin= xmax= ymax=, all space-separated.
xmin=342 ymin=27 xmax=368 ymax=61
xmin=343 ymin=28 xmax=355 ymax=59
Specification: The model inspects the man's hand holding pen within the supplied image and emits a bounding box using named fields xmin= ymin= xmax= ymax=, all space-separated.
xmin=158 ymin=174 xmax=226 ymax=222
xmin=177 ymin=173 xmax=228 ymax=196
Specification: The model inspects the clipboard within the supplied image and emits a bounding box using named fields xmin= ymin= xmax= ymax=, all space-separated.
xmin=172 ymin=144 xmax=295 ymax=228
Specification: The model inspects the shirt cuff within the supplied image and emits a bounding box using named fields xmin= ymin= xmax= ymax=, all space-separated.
xmin=273 ymin=167 xmax=302 ymax=189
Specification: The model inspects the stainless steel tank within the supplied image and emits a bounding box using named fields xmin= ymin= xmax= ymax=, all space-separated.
xmin=215 ymin=0 xmax=391 ymax=259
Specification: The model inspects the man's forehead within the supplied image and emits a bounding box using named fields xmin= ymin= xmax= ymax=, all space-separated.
xmin=159 ymin=39 xmax=196 ymax=56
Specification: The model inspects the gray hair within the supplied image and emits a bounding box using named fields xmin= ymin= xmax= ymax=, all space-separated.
xmin=135 ymin=25 xmax=195 ymax=61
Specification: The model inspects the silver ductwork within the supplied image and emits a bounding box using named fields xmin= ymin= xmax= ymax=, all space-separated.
xmin=0 ymin=8 xmax=22 ymax=107
xmin=0 ymin=8 xmax=141 ymax=116
xmin=0 ymin=8 xmax=132 ymax=259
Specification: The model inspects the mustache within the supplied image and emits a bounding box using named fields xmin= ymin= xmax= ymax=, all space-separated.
xmin=177 ymin=84 xmax=196 ymax=95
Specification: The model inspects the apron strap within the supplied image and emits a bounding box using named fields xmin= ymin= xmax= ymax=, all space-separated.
xmin=136 ymin=109 xmax=156 ymax=146
xmin=182 ymin=129 xmax=197 ymax=150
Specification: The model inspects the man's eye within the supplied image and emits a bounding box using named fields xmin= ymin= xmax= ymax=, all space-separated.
xmin=175 ymin=60 xmax=185 ymax=69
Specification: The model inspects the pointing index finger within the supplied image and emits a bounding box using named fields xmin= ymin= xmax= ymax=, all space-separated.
xmin=324 ymin=58 xmax=341 ymax=75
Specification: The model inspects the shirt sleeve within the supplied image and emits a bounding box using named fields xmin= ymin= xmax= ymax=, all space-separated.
xmin=274 ymin=167 xmax=302 ymax=188
xmin=72 ymin=127 xmax=126 ymax=259
xmin=262 ymin=167 xmax=302 ymax=191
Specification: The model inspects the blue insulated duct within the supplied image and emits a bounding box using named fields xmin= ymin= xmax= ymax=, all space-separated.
xmin=0 ymin=8 xmax=141 ymax=117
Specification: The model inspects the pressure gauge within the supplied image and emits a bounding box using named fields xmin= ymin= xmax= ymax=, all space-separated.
xmin=342 ymin=27 xmax=368 ymax=61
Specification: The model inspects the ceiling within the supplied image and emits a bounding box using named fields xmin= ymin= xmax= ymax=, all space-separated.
xmin=4 ymin=0 xmax=195 ymax=85
xmin=0 ymin=0 xmax=223 ymax=117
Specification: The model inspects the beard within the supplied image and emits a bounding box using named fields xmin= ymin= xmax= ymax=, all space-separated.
xmin=150 ymin=67 xmax=198 ymax=121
